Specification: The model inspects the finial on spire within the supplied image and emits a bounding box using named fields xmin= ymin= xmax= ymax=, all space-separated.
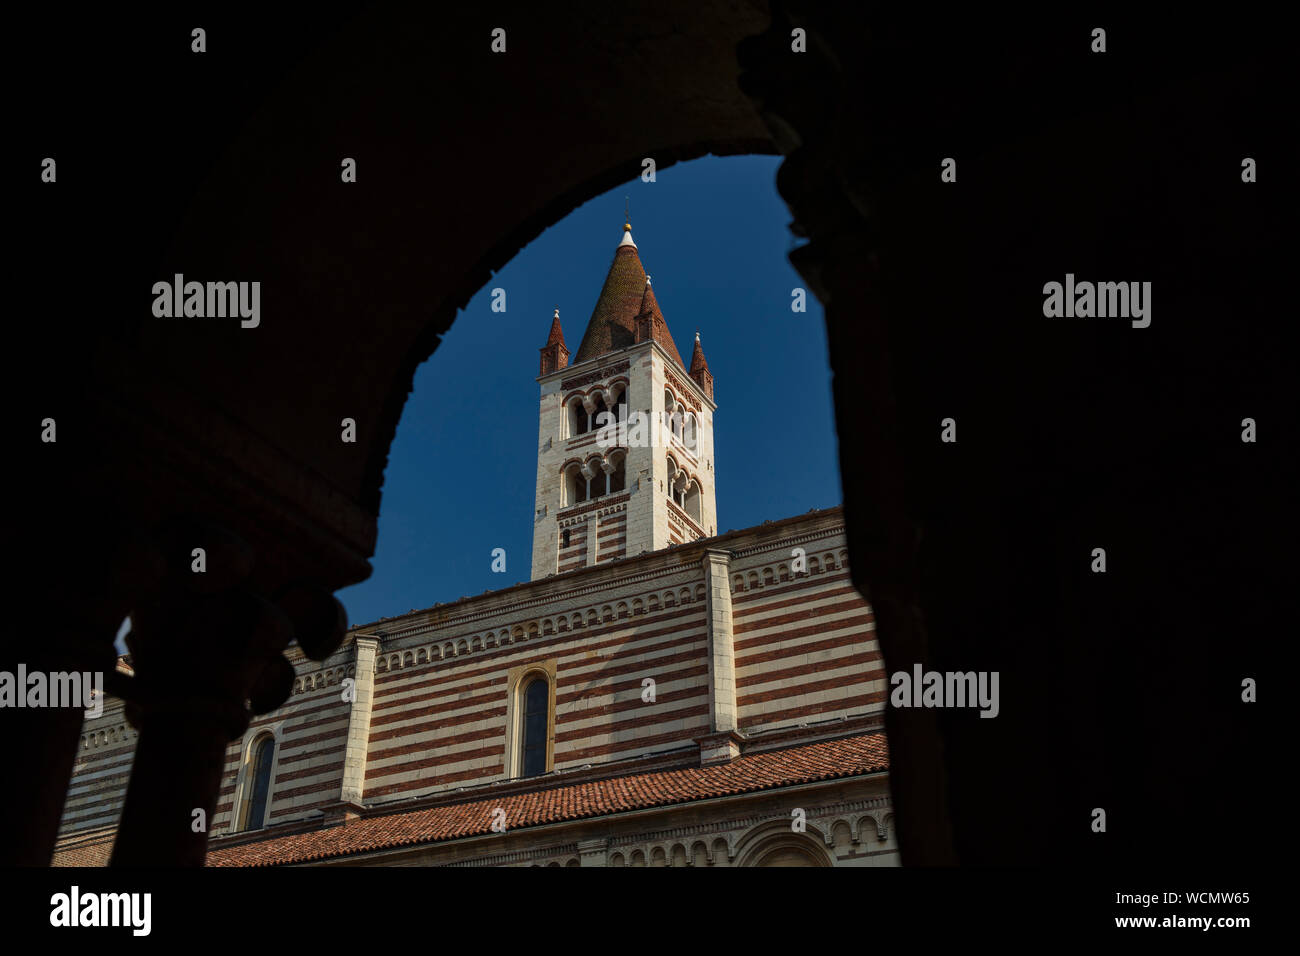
xmin=695 ymin=329 xmax=700 ymax=342
xmin=645 ymin=275 xmax=651 ymax=285
xmin=618 ymin=214 xmax=637 ymax=248
xmin=554 ymin=307 xmax=559 ymax=318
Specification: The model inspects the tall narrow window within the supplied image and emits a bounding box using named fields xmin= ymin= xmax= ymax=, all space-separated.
xmin=571 ymin=400 xmax=589 ymax=435
xmin=569 ymin=466 xmax=587 ymax=505
xmin=685 ymin=480 xmax=701 ymax=522
xmin=242 ymin=736 xmax=275 ymax=831
xmin=521 ymin=677 xmax=549 ymax=778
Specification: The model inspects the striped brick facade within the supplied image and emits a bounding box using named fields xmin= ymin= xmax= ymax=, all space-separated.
xmin=216 ymin=650 xmax=356 ymax=827
xmin=55 ymin=506 xmax=897 ymax=866
xmin=61 ymin=702 xmax=135 ymax=836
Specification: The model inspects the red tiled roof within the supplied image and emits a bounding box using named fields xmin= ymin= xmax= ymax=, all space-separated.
xmin=573 ymin=241 xmax=685 ymax=369
xmin=207 ymin=732 xmax=888 ymax=867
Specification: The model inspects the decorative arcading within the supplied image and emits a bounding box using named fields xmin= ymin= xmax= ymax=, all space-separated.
xmin=663 ymin=369 xmax=703 ymax=411
xmin=291 ymin=663 xmax=357 ymax=697
xmin=557 ymin=495 xmax=628 ymax=526
xmin=731 ymin=525 xmax=847 ymax=558
xmin=560 ymin=361 xmax=630 ymax=392
xmin=729 ymin=543 xmax=852 ymax=594
xmin=562 ymin=376 xmax=629 ymax=409
xmin=80 ymin=721 xmax=136 ymax=750
xmin=358 ymin=521 xmax=833 ymax=644
xmin=372 ymin=578 xmax=709 ymax=675
xmin=364 ymin=533 xmax=855 ymax=677
xmin=600 ymin=798 xmax=894 ymax=866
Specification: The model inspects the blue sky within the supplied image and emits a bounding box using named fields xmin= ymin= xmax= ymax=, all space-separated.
xmin=335 ymin=155 xmax=841 ymax=630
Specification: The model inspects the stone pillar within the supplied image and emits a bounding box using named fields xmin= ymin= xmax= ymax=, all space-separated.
xmin=586 ymin=513 xmax=599 ymax=567
xmin=2 ymin=521 xmax=162 ymax=865
xmin=577 ymin=837 xmax=608 ymax=866
xmin=109 ymin=522 xmax=345 ymax=865
xmin=3 ymin=632 xmax=117 ymax=865
xmin=702 ymin=549 xmax=738 ymax=740
xmin=339 ymin=636 xmax=379 ymax=806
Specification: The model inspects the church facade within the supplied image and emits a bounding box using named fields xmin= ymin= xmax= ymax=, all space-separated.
xmin=54 ymin=224 xmax=897 ymax=867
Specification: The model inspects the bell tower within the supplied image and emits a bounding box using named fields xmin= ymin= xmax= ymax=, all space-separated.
xmin=531 ymin=221 xmax=717 ymax=580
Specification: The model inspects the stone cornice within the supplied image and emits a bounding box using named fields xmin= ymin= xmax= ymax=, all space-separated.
xmin=731 ymin=521 xmax=845 ymax=560
xmin=557 ymin=492 xmax=629 ymax=524
xmin=559 ymin=360 xmax=630 ymax=392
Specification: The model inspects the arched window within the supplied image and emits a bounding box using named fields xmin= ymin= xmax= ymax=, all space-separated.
xmin=240 ymin=735 xmax=275 ymax=831
xmin=669 ymin=471 xmax=690 ymax=508
xmin=609 ymin=385 xmax=627 ymax=423
xmin=567 ymin=465 xmax=587 ymax=505
xmin=521 ymin=677 xmax=549 ymax=778
xmin=587 ymin=459 xmax=608 ymax=499
xmin=569 ymin=398 xmax=589 ymax=436
xmin=609 ymin=454 xmax=626 ymax=494
xmin=685 ymin=480 xmax=701 ymax=522
xmin=683 ymin=413 xmax=698 ymax=452
xmin=561 ymin=528 xmax=571 ymax=548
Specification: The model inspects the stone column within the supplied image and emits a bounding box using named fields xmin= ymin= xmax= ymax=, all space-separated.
xmin=702 ymin=548 xmax=738 ymax=740
xmin=109 ymin=522 xmax=345 ymax=865
xmin=2 ymin=521 xmax=162 ymax=865
xmin=3 ymin=631 xmax=117 ymax=865
xmin=339 ymin=636 xmax=379 ymax=806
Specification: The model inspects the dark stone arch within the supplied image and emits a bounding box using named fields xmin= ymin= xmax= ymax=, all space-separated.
xmin=13 ymin=5 xmax=1274 ymax=876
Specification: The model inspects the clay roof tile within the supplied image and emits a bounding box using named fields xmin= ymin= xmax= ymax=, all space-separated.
xmin=206 ymin=732 xmax=888 ymax=867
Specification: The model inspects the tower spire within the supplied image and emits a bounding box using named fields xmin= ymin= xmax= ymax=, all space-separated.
xmin=576 ymin=222 xmax=683 ymax=366
xmin=538 ymin=307 xmax=569 ymax=375
xmin=689 ymin=329 xmax=714 ymax=400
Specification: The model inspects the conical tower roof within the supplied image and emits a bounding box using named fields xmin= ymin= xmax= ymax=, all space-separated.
xmin=689 ymin=330 xmax=710 ymax=375
xmin=544 ymin=308 xmax=566 ymax=347
xmin=573 ymin=223 xmax=685 ymax=368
